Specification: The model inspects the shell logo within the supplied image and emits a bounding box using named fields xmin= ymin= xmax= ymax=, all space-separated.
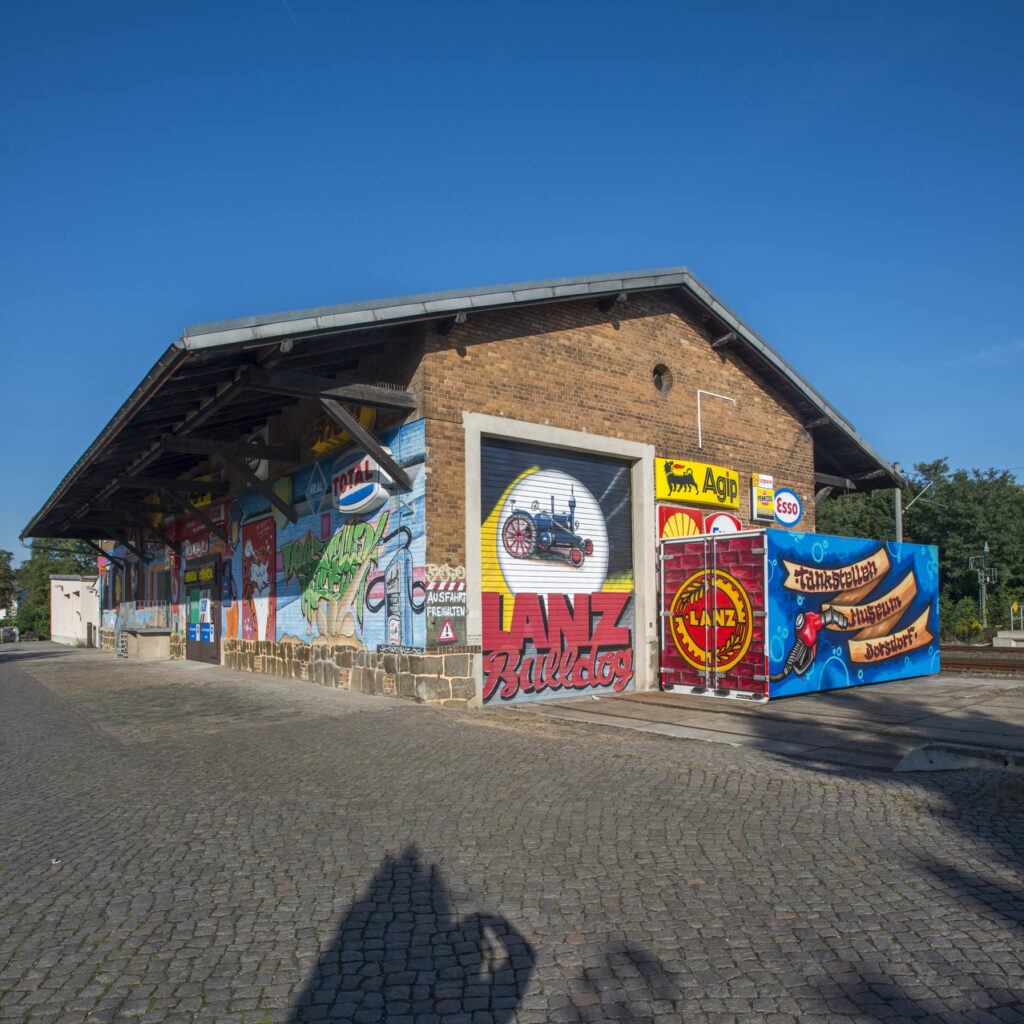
xmin=661 ymin=511 xmax=702 ymax=538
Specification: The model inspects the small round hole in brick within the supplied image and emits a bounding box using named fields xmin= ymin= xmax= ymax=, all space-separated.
xmin=653 ymin=364 xmax=673 ymax=394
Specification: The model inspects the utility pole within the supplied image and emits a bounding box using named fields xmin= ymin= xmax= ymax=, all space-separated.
xmin=894 ymin=462 xmax=902 ymax=543
xmin=969 ymin=541 xmax=997 ymax=629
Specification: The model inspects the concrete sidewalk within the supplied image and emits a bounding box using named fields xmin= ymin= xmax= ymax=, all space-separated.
xmin=514 ymin=673 xmax=1024 ymax=772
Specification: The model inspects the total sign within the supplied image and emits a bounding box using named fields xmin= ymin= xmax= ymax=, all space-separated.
xmin=333 ymin=447 xmax=394 ymax=515
xmin=773 ymin=487 xmax=803 ymax=527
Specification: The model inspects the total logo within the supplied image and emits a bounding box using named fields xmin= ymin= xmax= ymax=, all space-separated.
xmin=332 ymin=448 xmax=394 ymax=515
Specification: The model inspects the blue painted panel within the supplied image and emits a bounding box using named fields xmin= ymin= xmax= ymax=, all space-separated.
xmin=765 ymin=530 xmax=940 ymax=697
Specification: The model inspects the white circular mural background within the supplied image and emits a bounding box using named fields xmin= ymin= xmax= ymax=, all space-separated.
xmin=495 ymin=469 xmax=609 ymax=595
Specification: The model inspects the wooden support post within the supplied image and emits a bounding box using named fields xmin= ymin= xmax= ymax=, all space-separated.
xmin=160 ymin=489 xmax=230 ymax=546
xmin=216 ymin=454 xmax=297 ymax=524
xmin=320 ymin=398 xmax=413 ymax=491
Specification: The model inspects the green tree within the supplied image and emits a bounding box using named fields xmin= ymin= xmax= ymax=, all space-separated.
xmin=15 ymin=539 xmax=97 ymax=638
xmin=0 ymin=550 xmax=16 ymax=618
xmin=818 ymin=459 xmax=1024 ymax=633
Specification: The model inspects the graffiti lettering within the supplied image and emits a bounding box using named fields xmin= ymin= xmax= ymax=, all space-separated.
xmin=482 ymin=646 xmax=633 ymax=702
xmin=848 ymin=608 xmax=933 ymax=663
xmin=481 ymin=592 xmax=634 ymax=702
xmin=425 ymin=563 xmax=467 ymax=583
xmin=280 ymin=512 xmax=390 ymax=625
xmin=783 ymin=550 xmax=890 ymax=596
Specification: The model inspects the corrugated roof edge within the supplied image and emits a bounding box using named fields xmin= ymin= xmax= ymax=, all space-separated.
xmin=183 ymin=268 xmax=689 ymax=341
xmin=182 ymin=266 xmax=899 ymax=486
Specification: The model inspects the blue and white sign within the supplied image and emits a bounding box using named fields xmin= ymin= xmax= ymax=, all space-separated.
xmin=773 ymin=488 xmax=803 ymax=527
xmin=332 ymin=447 xmax=393 ymax=515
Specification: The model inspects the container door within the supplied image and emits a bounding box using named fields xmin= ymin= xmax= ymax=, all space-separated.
xmin=660 ymin=531 xmax=767 ymax=698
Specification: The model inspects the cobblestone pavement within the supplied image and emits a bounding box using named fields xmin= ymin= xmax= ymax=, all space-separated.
xmin=2 ymin=644 xmax=1023 ymax=1024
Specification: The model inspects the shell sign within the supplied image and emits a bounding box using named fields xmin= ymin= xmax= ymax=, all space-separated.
xmin=656 ymin=458 xmax=739 ymax=509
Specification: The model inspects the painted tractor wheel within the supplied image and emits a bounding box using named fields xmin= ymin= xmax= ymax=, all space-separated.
xmin=502 ymin=514 xmax=537 ymax=558
xmin=568 ymin=546 xmax=585 ymax=567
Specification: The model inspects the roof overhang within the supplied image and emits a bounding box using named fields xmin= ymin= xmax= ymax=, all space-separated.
xmin=23 ymin=267 xmax=902 ymax=544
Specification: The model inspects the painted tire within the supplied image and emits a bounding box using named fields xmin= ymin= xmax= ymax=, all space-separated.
xmin=502 ymin=514 xmax=536 ymax=558
xmin=568 ymin=547 xmax=584 ymax=567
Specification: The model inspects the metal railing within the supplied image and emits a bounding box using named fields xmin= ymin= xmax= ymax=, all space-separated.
xmin=116 ymin=602 xmax=174 ymax=631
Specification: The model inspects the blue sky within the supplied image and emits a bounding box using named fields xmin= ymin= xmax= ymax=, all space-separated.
xmin=3 ymin=1 xmax=1023 ymax=565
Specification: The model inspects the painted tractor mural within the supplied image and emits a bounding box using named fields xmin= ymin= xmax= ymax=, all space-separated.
xmin=501 ymin=488 xmax=594 ymax=567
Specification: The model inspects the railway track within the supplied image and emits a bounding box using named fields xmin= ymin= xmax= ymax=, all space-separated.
xmin=940 ymin=644 xmax=1024 ymax=675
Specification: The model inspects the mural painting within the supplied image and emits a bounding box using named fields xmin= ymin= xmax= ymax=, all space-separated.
xmin=241 ymin=516 xmax=276 ymax=641
xmin=481 ymin=439 xmax=635 ymax=705
xmin=766 ymin=530 xmax=940 ymax=696
xmin=660 ymin=533 xmax=767 ymax=696
xmin=243 ymin=418 xmax=428 ymax=652
xmin=103 ymin=419 xmax=426 ymax=658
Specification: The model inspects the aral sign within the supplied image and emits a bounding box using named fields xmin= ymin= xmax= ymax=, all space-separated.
xmin=656 ymin=458 xmax=739 ymax=509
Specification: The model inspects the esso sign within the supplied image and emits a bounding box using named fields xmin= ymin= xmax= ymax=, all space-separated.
xmin=774 ymin=488 xmax=803 ymax=527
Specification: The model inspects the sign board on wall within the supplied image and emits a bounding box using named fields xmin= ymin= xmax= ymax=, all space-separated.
xmin=773 ymin=488 xmax=803 ymax=527
xmin=332 ymin=448 xmax=392 ymax=515
xmin=655 ymin=459 xmax=739 ymax=509
xmin=752 ymin=486 xmax=775 ymax=521
xmin=425 ymin=582 xmax=467 ymax=647
xmin=751 ymin=472 xmax=775 ymax=521
xmin=658 ymin=504 xmax=703 ymax=539
xmin=704 ymin=511 xmax=743 ymax=534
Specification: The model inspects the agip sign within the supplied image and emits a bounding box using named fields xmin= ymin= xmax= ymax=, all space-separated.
xmin=655 ymin=458 xmax=739 ymax=509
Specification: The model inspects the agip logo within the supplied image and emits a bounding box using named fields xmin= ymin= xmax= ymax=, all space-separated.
xmin=669 ymin=569 xmax=753 ymax=673
xmin=655 ymin=458 xmax=739 ymax=509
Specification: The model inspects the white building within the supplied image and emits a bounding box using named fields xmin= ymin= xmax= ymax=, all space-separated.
xmin=49 ymin=575 xmax=100 ymax=646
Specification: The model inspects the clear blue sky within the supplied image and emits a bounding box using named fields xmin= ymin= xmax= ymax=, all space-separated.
xmin=3 ymin=1 xmax=1022 ymax=565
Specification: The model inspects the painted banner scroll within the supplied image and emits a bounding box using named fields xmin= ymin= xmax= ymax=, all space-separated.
xmin=766 ymin=530 xmax=939 ymax=696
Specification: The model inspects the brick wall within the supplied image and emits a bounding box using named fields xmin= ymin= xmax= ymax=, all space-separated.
xmin=419 ymin=292 xmax=814 ymax=568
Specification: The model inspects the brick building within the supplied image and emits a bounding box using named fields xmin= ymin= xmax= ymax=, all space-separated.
xmin=23 ymin=268 xmax=900 ymax=706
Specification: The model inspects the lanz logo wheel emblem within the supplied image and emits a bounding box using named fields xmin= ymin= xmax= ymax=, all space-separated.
xmin=669 ymin=570 xmax=753 ymax=673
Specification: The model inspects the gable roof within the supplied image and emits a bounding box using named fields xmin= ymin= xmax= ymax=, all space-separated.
xmin=23 ymin=267 xmax=900 ymax=541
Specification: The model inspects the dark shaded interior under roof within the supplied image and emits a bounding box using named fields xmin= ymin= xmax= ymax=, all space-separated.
xmin=23 ymin=269 xmax=901 ymax=545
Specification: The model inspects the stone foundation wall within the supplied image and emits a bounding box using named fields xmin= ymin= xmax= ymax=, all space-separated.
xmin=170 ymin=633 xmax=185 ymax=660
xmin=221 ymin=638 xmax=478 ymax=707
xmin=100 ymin=628 xmax=116 ymax=651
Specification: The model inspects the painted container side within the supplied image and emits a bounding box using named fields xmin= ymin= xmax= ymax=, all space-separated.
xmin=765 ymin=529 xmax=940 ymax=697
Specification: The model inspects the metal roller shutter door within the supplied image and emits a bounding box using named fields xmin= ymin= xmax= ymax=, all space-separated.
xmin=479 ymin=437 xmax=636 ymax=705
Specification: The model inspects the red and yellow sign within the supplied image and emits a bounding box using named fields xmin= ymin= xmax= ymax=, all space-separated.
xmin=658 ymin=504 xmax=703 ymax=539
xmin=668 ymin=569 xmax=753 ymax=672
